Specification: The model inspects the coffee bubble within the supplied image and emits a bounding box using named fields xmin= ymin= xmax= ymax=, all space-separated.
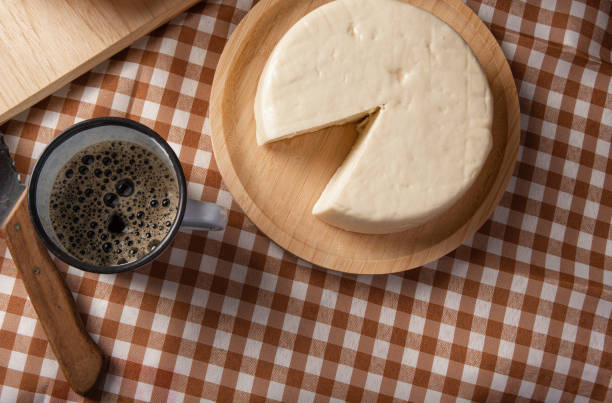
xmin=103 ymin=193 xmax=119 ymax=208
xmin=116 ymin=179 xmax=134 ymax=197
xmin=81 ymin=155 xmax=94 ymax=165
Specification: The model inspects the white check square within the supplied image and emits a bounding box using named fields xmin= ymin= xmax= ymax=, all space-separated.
xmin=526 ymin=348 xmax=544 ymax=367
xmin=281 ymin=314 xmax=300 ymax=334
xmin=343 ymin=330 xmax=360 ymax=350
xmin=561 ymin=323 xmax=578 ymax=343
xmin=267 ymin=381 xmax=285 ymax=401
xmin=305 ymin=356 xmax=323 ymax=375
xmin=491 ymin=372 xmax=508 ymax=391
xmin=408 ymin=315 xmax=426 ymax=335
xmin=205 ymin=364 xmax=223 ymax=384
xmin=174 ymin=355 xmax=193 ymax=376
xmin=444 ymin=291 xmax=461 ymax=311
xmin=244 ymin=339 xmax=262 ymax=359
xmin=221 ymin=296 xmax=240 ymax=317
xmin=518 ymin=380 xmax=536 ymax=398
xmin=365 ymin=372 xmax=383 ymax=392
xmin=554 ymin=355 xmax=570 ymax=375
xmin=335 ymin=364 xmax=353 ymax=384
xmin=274 ymin=347 xmax=292 ymax=368
xmin=468 ymin=332 xmax=485 ymax=352
xmin=438 ymin=323 xmax=455 ymax=343
xmin=235 ymin=373 xmax=254 ymax=393
xmin=372 ymin=339 xmax=390 ymax=359
xmin=431 ymin=356 xmax=449 ymax=376
xmin=401 ymin=347 xmax=419 ymax=368
xmin=498 ymin=340 xmax=515 ymax=359
xmin=461 ymin=364 xmax=479 ymax=384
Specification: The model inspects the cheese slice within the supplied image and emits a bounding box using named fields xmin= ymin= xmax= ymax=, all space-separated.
xmin=255 ymin=0 xmax=493 ymax=234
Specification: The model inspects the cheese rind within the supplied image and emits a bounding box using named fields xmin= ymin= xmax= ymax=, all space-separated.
xmin=255 ymin=0 xmax=493 ymax=234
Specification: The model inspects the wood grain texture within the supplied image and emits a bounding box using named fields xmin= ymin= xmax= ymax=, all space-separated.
xmin=210 ymin=0 xmax=520 ymax=274
xmin=0 ymin=0 xmax=199 ymax=124
xmin=0 ymin=192 xmax=105 ymax=396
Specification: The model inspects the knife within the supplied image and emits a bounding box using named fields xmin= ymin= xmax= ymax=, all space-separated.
xmin=0 ymin=135 xmax=104 ymax=395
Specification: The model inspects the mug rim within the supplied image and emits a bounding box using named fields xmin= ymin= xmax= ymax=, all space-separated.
xmin=28 ymin=117 xmax=188 ymax=274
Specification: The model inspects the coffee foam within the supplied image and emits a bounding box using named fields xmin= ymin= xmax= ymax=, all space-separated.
xmin=49 ymin=141 xmax=179 ymax=266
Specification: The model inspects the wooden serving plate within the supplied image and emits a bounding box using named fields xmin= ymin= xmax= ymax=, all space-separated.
xmin=210 ymin=0 xmax=520 ymax=274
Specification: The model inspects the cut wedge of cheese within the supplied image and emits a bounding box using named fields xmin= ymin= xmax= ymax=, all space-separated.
xmin=254 ymin=0 xmax=493 ymax=234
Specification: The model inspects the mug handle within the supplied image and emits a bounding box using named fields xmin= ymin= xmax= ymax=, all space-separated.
xmin=181 ymin=199 xmax=228 ymax=231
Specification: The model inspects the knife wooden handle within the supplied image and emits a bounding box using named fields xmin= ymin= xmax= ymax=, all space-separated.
xmin=0 ymin=192 xmax=105 ymax=396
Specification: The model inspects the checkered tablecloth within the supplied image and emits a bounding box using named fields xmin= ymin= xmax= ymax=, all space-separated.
xmin=0 ymin=0 xmax=610 ymax=401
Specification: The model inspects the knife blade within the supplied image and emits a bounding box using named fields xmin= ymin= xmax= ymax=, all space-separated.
xmin=0 ymin=135 xmax=26 ymax=225
xmin=0 ymin=132 xmax=105 ymax=395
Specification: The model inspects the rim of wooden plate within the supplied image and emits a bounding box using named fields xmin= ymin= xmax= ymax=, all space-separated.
xmin=210 ymin=0 xmax=520 ymax=274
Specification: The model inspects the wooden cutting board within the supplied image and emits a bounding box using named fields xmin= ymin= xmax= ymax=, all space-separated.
xmin=0 ymin=0 xmax=199 ymax=124
xmin=210 ymin=0 xmax=520 ymax=274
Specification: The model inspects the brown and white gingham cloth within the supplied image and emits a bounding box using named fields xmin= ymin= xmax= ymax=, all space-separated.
xmin=0 ymin=0 xmax=610 ymax=401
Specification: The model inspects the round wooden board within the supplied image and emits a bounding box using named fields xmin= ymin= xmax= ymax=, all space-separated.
xmin=210 ymin=0 xmax=520 ymax=274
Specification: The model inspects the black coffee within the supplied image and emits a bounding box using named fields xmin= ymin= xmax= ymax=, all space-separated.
xmin=49 ymin=141 xmax=179 ymax=266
